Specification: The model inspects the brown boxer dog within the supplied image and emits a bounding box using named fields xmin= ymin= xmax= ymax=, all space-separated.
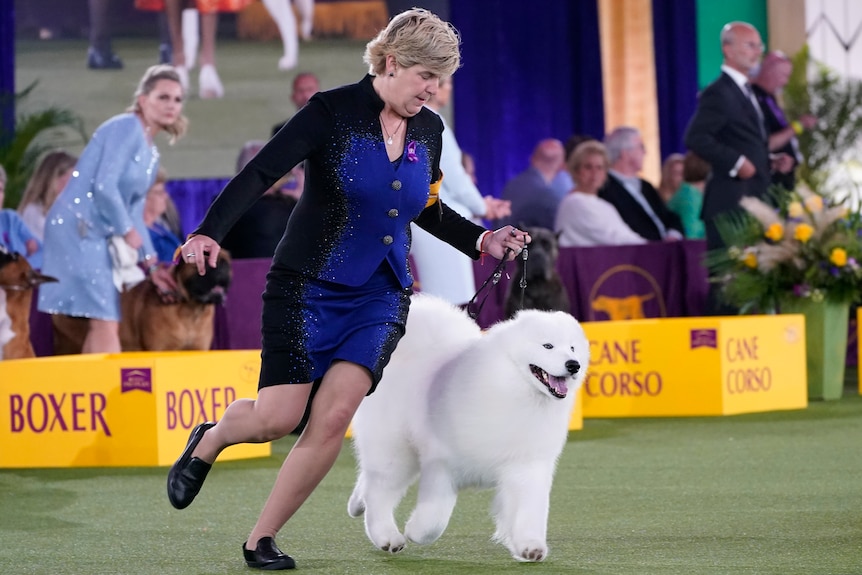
xmin=0 ymin=247 xmax=57 ymax=359
xmin=52 ymin=251 xmax=232 ymax=354
xmin=119 ymin=250 xmax=233 ymax=351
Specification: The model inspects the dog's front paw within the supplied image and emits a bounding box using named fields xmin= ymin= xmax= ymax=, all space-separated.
xmin=365 ymin=517 xmax=407 ymax=554
xmin=372 ymin=532 xmax=406 ymax=554
xmin=509 ymin=540 xmax=548 ymax=562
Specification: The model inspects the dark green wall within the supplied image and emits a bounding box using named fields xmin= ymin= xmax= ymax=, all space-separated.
xmin=696 ymin=0 xmax=768 ymax=89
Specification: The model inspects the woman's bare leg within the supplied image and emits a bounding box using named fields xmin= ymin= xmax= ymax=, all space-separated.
xmin=198 ymin=11 xmax=218 ymax=68
xmin=260 ymin=0 xmax=298 ymax=70
xmin=191 ymin=382 xmax=313 ymax=463
xmin=246 ymin=361 xmax=371 ymax=547
xmin=82 ymin=319 xmax=120 ymax=353
xmin=164 ymin=0 xmax=185 ymax=68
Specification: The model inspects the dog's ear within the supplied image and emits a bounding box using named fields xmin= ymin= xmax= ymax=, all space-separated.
xmin=28 ymin=269 xmax=58 ymax=287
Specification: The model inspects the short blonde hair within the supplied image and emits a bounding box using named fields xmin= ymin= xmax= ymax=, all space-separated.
xmin=127 ymin=64 xmax=189 ymax=144
xmin=363 ymin=8 xmax=461 ymax=78
xmin=567 ymin=140 xmax=609 ymax=177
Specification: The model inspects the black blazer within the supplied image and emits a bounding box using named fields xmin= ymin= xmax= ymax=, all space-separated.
xmin=684 ymin=72 xmax=771 ymax=223
xmin=598 ymin=174 xmax=683 ymax=241
xmin=195 ymin=75 xmax=485 ymax=288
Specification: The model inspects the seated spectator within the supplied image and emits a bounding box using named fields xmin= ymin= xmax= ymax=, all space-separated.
xmin=221 ymin=142 xmax=302 ymax=259
xmin=499 ymin=138 xmax=568 ymax=230
xmin=657 ymin=153 xmax=685 ymax=203
xmin=17 ymin=150 xmax=78 ymax=241
xmin=160 ymin=190 xmax=184 ymax=240
xmin=562 ymin=133 xmax=597 ymax=190
xmin=0 ymin=164 xmax=42 ymax=268
xmin=667 ymin=151 xmax=710 ymax=240
xmin=555 ymin=141 xmax=646 ymax=247
xmin=220 ymin=186 xmax=299 ymax=260
xmin=599 ymin=126 xmax=684 ymax=241
xmin=144 ymin=168 xmax=183 ymax=263
xmin=271 ymin=72 xmax=321 ymax=137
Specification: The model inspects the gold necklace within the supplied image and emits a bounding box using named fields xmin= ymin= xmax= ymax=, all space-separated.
xmin=380 ymin=114 xmax=404 ymax=145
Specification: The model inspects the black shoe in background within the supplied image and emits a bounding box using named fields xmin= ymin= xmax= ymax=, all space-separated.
xmin=87 ymin=47 xmax=123 ymax=70
xmin=159 ymin=43 xmax=172 ymax=65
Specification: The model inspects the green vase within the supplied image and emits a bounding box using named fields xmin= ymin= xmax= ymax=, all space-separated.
xmin=781 ymin=298 xmax=849 ymax=400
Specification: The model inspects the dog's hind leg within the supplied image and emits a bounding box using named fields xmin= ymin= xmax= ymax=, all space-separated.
xmin=404 ymin=459 xmax=458 ymax=545
xmin=493 ymin=464 xmax=553 ymax=562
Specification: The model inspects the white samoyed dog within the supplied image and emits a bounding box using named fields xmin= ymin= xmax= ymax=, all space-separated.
xmin=348 ymin=294 xmax=590 ymax=562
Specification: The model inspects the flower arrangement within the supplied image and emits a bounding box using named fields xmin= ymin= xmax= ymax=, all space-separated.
xmin=706 ymin=186 xmax=862 ymax=313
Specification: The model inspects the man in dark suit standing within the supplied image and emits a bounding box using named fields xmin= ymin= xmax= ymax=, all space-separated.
xmin=685 ymin=21 xmax=769 ymax=251
xmin=684 ymin=22 xmax=792 ymax=314
xmin=599 ymin=126 xmax=684 ymax=242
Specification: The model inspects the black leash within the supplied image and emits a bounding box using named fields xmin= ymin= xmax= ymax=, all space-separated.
xmin=467 ymin=246 xmax=528 ymax=320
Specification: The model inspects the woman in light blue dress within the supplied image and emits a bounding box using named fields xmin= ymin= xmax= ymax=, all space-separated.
xmin=38 ymin=65 xmax=187 ymax=353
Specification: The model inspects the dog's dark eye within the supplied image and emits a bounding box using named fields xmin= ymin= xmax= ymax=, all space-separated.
xmin=543 ymin=343 xmax=553 ymax=349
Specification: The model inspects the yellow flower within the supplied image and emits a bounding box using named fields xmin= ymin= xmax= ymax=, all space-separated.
xmin=830 ymin=247 xmax=848 ymax=267
xmin=794 ymin=223 xmax=814 ymax=243
xmin=804 ymin=195 xmax=823 ymax=212
xmin=764 ymin=223 xmax=784 ymax=242
xmin=788 ymin=201 xmax=804 ymax=218
xmin=742 ymin=252 xmax=758 ymax=268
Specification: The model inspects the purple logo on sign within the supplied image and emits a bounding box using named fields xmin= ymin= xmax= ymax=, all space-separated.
xmin=121 ymin=368 xmax=153 ymax=393
xmin=690 ymin=329 xmax=718 ymax=349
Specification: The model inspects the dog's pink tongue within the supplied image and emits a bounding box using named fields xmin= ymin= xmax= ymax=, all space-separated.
xmin=549 ymin=376 xmax=568 ymax=396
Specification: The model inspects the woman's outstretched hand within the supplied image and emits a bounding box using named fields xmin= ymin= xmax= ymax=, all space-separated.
xmin=179 ymin=234 xmax=221 ymax=275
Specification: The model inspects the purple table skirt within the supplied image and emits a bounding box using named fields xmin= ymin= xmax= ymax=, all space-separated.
xmin=26 ymin=239 xmax=857 ymax=366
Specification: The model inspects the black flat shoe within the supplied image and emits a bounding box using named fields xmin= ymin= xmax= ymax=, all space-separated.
xmin=167 ymin=421 xmax=215 ymax=509
xmin=243 ymin=537 xmax=296 ymax=570
xmin=87 ymin=47 xmax=123 ymax=70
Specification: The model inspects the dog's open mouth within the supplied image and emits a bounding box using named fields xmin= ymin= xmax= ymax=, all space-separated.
xmin=530 ymin=365 xmax=568 ymax=398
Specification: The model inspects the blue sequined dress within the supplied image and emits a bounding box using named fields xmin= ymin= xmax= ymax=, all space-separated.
xmin=38 ymin=113 xmax=158 ymax=321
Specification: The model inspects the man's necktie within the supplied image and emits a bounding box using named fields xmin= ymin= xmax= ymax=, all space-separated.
xmin=744 ymin=83 xmax=767 ymax=140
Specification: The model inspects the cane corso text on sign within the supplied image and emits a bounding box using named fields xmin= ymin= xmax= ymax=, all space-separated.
xmin=580 ymin=315 xmax=807 ymax=417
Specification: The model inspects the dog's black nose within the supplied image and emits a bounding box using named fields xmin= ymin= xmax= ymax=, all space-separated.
xmin=565 ymin=360 xmax=580 ymax=375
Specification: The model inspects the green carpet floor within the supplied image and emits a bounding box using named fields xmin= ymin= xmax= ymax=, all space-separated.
xmin=1 ymin=394 xmax=860 ymax=575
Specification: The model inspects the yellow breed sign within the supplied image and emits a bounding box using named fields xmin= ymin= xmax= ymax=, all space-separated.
xmin=581 ymin=315 xmax=808 ymax=417
xmin=0 ymin=351 xmax=270 ymax=468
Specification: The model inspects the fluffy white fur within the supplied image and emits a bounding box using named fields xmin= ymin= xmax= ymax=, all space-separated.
xmin=348 ymin=294 xmax=590 ymax=562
